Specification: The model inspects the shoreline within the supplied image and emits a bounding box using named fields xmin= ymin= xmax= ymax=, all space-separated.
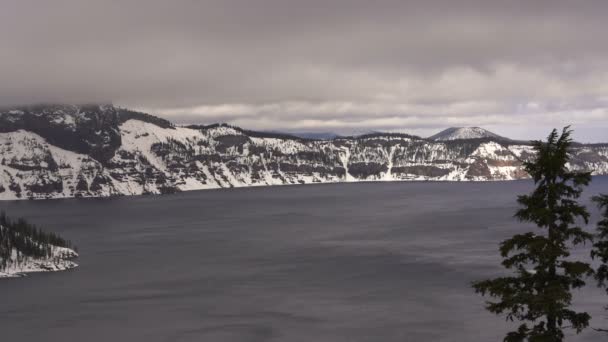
xmin=0 ymin=247 xmax=79 ymax=279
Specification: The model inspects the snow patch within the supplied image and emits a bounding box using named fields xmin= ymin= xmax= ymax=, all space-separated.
xmin=0 ymin=244 xmax=78 ymax=278
xmin=430 ymin=127 xmax=503 ymax=141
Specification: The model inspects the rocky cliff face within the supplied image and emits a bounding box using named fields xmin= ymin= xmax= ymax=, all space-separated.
xmin=1 ymin=105 xmax=607 ymax=200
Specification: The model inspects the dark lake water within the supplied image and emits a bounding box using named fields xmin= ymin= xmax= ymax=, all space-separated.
xmin=1 ymin=178 xmax=608 ymax=342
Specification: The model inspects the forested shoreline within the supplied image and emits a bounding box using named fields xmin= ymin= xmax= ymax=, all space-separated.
xmin=0 ymin=212 xmax=75 ymax=272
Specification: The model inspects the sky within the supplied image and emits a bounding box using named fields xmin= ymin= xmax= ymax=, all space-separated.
xmin=1 ymin=0 xmax=608 ymax=142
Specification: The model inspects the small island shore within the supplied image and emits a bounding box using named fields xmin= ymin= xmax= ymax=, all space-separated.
xmin=0 ymin=246 xmax=78 ymax=278
xmin=1 ymin=213 xmax=78 ymax=279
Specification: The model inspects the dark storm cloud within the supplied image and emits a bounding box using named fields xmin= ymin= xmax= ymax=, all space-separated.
xmin=1 ymin=0 xmax=608 ymax=141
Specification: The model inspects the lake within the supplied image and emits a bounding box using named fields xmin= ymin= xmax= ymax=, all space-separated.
xmin=1 ymin=178 xmax=608 ymax=341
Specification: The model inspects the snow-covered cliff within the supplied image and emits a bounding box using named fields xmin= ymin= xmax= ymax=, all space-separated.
xmin=1 ymin=104 xmax=607 ymax=200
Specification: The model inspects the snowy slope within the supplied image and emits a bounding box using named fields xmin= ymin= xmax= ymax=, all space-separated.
xmin=429 ymin=127 xmax=506 ymax=141
xmin=0 ymin=105 xmax=607 ymax=200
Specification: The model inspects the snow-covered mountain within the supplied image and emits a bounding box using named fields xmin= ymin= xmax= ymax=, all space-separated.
xmin=283 ymin=131 xmax=341 ymax=140
xmin=429 ymin=127 xmax=507 ymax=141
xmin=1 ymin=104 xmax=607 ymax=200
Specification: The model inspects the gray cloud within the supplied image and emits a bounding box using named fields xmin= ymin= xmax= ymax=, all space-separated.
xmin=2 ymin=0 xmax=608 ymax=141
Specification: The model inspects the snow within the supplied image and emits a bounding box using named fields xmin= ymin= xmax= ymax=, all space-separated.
xmin=508 ymin=145 xmax=535 ymax=159
xmin=382 ymin=145 xmax=398 ymax=181
xmin=467 ymin=142 xmax=516 ymax=162
xmin=339 ymin=146 xmax=355 ymax=181
xmin=430 ymin=127 xmax=503 ymax=141
xmin=121 ymin=119 xmax=204 ymax=150
xmin=51 ymin=114 xmax=76 ymax=127
xmin=204 ymin=125 xmax=242 ymax=138
xmin=0 ymin=118 xmax=607 ymax=200
xmin=0 ymin=242 xmax=78 ymax=279
xmin=177 ymin=176 xmax=209 ymax=191
xmin=250 ymin=137 xmax=312 ymax=154
xmin=0 ymin=130 xmax=96 ymax=200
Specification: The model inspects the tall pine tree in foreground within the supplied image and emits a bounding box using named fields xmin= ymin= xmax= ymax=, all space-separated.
xmin=473 ymin=127 xmax=593 ymax=341
xmin=591 ymin=194 xmax=608 ymax=333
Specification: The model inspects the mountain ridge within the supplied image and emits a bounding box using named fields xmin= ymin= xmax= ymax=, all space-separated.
xmin=1 ymin=104 xmax=607 ymax=200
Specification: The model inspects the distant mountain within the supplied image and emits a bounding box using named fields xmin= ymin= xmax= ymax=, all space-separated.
xmin=0 ymin=104 xmax=607 ymax=200
xmin=429 ymin=127 xmax=507 ymax=141
xmin=285 ymin=132 xmax=341 ymax=140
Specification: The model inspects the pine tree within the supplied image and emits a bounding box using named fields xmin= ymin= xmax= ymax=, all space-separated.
xmin=0 ymin=211 xmax=74 ymax=272
xmin=591 ymin=194 xmax=608 ymax=333
xmin=592 ymin=194 xmax=608 ymax=287
xmin=473 ymin=127 xmax=594 ymax=341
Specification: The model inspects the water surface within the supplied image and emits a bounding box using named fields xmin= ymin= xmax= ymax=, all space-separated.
xmin=2 ymin=178 xmax=608 ymax=341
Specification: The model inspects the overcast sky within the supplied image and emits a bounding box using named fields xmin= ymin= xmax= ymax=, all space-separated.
xmin=2 ymin=0 xmax=608 ymax=141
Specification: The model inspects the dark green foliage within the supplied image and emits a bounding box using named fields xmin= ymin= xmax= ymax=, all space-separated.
xmin=0 ymin=212 xmax=73 ymax=270
xmin=592 ymin=195 xmax=608 ymax=292
xmin=347 ymin=162 xmax=388 ymax=179
xmin=151 ymin=139 xmax=194 ymax=158
xmin=186 ymin=123 xmax=317 ymax=142
xmin=473 ymin=127 xmax=593 ymax=341
xmin=117 ymin=108 xmax=174 ymax=129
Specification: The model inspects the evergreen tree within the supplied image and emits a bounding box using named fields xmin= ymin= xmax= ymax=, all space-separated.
xmin=473 ymin=127 xmax=594 ymax=341
xmin=0 ymin=211 xmax=73 ymax=271
xmin=591 ymin=194 xmax=608 ymax=333
xmin=592 ymin=194 xmax=608 ymax=287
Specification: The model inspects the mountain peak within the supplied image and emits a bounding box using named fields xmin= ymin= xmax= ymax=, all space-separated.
xmin=429 ymin=127 xmax=506 ymax=141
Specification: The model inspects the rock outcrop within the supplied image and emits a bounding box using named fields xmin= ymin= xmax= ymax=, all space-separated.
xmin=1 ymin=105 xmax=607 ymax=200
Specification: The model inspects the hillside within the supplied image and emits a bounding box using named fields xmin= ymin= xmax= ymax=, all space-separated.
xmin=0 ymin=104 xmax=607 ymax=200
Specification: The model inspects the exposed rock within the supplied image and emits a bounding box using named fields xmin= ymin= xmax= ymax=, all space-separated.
xmin=466 ymin=160 xmax=493 ymax=179
xmin=393 ymin=165 xmax=452 ymax=178
xmin=0 ymin=104 xmax=607 ymax=200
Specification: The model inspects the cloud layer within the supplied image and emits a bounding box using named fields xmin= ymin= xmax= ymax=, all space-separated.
xmin=2 ymin=0 xmax=608 ymax=141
